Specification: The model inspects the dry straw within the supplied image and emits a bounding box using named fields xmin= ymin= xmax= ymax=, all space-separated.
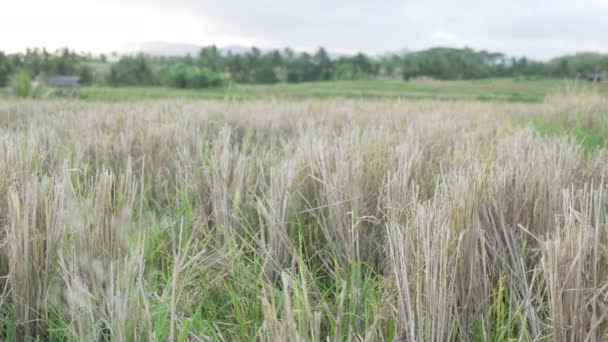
xmin=0 ymin=94 xmax=606 ymax=340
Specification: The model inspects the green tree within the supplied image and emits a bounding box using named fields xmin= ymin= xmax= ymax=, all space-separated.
xmin=54 ymin=48 xmax=78 ymax=75
xmin=198 ymin=46 xmax=223 ymax=71
xmin=163 ymin=63 xmax=224 ymax=88
xmin=226 ymin=53 xmax=248 ymax=83
xmin=401 ymin=47 xmax=511 ymax=80
xmin=352 ymin=53 xmax=376 ymax=77
xmin=107 ymin=54 xmax=158 ymax=86
xmin=41 ymin=48 xmax=53 ymax=74
xmin=286 ymin=52 xmax=319 ymax=83
xmin=23 ymin=48 xmax=43 ymax=76
xmin=252 ymin=65 xmax=279 ymax=84
xmin=0 ymin=52 xmax=12 ymax=86
xmin=313 ymin=47 xmax=333 ymax=80
xmin=78 ymin=65 xmax=94 ymax=85
xmin=10 ymin=68 xmax=32 ymax=97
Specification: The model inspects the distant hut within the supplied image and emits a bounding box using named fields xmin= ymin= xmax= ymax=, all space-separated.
xmin=47 ymin=75 xmax=80 ymax=96
xmin=2 ymin=87 xmax=15 ymax=97
xmin=585 ymin=72 xmax=604 ymax=82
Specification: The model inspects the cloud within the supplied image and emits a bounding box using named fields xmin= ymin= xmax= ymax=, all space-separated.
xmin=2 ymin=0 xmax=607 ymax=59
xmin=430 ymin=31 xmax=467 ymax=47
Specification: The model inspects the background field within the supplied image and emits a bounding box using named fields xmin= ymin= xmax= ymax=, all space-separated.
xmin=1 ymin=90 xmax=607 ymax=340
xmin=78 ymin=78 xmax=608 ymax=102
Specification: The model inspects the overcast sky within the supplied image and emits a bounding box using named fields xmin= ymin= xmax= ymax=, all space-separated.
xmin=2 ymin=0 xmax=606 ymax=60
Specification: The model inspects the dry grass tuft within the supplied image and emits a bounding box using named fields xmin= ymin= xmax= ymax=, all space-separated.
xmin=0 ymin=95 xmax=606 ymax=340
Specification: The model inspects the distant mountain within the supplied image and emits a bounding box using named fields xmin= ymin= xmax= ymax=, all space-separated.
xmin=120 ymin=41 xmax=376 ymax=59
xmin=126 ymin=41 xmax=201 ymax=56
xmin=220 ymin=45 xmax=254 ymax=55
xmin=124 ymin=41 xmax=257 ymax=56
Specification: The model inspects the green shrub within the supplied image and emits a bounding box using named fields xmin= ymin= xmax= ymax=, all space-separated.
xmin=0 ymin=52 xmax=11 ymax=87
xmin=78 ymin=65 xmax=94 ymax=86
xmin=10 ymin=68 xmax=32 ymax=97
xmin=533 ymin=103 xmax=608 ymax=151
xmin=164 ymin=63 xmax=225 ymax=89
xmin=107 ymin=55 xmax=158 ymax=86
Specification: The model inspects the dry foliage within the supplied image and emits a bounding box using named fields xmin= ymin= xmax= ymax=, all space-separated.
xmin=0 ymin=95 xmax=607 ymax=341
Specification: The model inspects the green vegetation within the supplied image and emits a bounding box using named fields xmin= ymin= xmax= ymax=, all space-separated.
xmin=402 ymin=47 xmax=517 ymax=79
xmin=0 ymin=93 xmax=607 ymax=340
xmin=546 ymin=52 xmax=608 ymax=77
xmin=9 ymin=68 xmax=32 ymax=97
xmin=107 ymin=54 xmax=158 ymax=86
xmin=163 ymin=63 xmax=225 ymax=88
xmin=533 ymin=93 xmax=608 ymax=151
xmin=1 ymin=46 xmax=607 ymax=93
xmin=78 ymin=78 xmax=608 ymax=102
xmin=0 ymin=52 xmax=11 ymax=87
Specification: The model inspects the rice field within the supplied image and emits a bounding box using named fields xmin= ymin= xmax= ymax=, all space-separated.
xmin=77 ymin=78 xmax=608 ymax=103
xmin=0 ymin=92 xmax=607 ymax=341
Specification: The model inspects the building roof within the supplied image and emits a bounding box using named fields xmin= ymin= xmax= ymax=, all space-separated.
xmin=48 ymin=76 xmax=80 ymax=87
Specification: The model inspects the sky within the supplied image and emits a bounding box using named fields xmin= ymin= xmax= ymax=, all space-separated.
xmin=1 ymin=0 xmax=606 ymax=60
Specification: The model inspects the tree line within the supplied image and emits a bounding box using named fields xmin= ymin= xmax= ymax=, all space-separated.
xmin=1 ymin=46 xmax=607 ymax=89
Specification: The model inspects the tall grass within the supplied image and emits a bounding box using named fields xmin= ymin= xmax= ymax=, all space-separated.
xmin=0 ymin=94 xmax=607 ymax=341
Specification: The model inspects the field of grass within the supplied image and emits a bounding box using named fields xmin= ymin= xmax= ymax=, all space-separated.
xmin=78 ymin=77 xmax=608 ymax=102
xmin=0 ymin=90 xmax=608 ymax=340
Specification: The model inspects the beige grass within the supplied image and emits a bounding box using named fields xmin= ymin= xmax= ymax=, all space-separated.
xmin=0 ymin=95 xmax=606 ymax=340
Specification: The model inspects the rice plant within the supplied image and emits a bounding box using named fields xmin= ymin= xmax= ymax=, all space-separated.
xmin=0 ymin=93 xmax=606 ymax=341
